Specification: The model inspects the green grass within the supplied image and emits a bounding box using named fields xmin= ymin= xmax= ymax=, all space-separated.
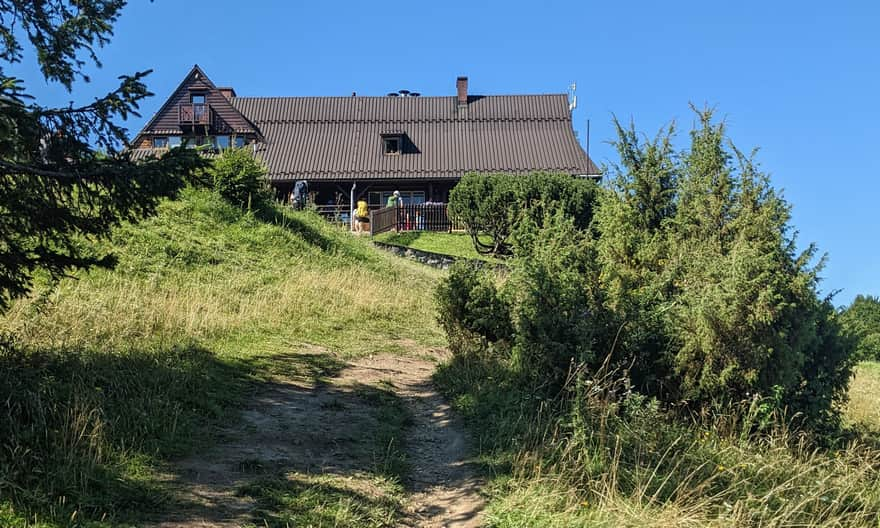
xmin=435 ymin=354 xmax=880 ymax=527
xmin=373 ymin=231 xmax=503 ymax=263
xmin=239 ymin=473 xmax=403 ymax=528
xmin=847 ymin=361 xmax=880 ymax=434
xmin=0 ymin=188 xmax=444 ymax=526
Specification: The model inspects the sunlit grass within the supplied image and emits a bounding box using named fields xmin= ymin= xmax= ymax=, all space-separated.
xmin=847 ymin=361 xmax=880 ymax=432
xmin=374 ymin=231 xmax=502 ymax=263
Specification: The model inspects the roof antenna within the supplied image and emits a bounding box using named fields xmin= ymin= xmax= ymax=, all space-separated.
xmin=568 ymin=82 xmax=577 ymax=112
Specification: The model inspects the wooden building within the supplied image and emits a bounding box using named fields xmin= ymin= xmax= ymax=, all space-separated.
xmin=131 ymin=65 xmax=599 ymax=208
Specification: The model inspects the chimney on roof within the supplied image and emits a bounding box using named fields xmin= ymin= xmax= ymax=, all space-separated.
xmin=218 ymin=87 xmax=236 ymax=100
xmin=456 ymin=76 xmax=468 ymax=107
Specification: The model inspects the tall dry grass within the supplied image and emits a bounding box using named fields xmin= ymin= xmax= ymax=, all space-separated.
xmin=436 ymin=354 xmax=880 ymax=527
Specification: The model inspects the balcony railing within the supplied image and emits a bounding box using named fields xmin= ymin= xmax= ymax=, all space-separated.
xmin=178 ymin=103 xmax=212 ymax=126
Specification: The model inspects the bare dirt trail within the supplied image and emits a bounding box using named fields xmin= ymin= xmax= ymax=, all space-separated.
xmin=347 ymin=354 xmax=485 ymax=527
xmin=151 ymin=350 xmax=484 ymax=528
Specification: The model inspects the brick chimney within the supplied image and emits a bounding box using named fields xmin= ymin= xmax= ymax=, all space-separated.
xmin=218 ymin=87 xmax=237 ymax=100
xmin=456 ymin=76 xmax=468 ymax=107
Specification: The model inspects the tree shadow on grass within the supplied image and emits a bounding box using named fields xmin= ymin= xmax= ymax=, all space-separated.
xmin=256 ymin=207 xmax=340 ymax=254
xmin=237 ymin=473 xmax=401 ymax=528
xmin=378 ymin=231 xmax=426 ymax=247
xmin=0 ymin=340 xmax=350 ymax=526
xmin=148 ymin=373 xmax=414 ymax=527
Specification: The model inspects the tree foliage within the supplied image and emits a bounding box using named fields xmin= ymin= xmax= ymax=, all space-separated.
xmin=209 ymin=146 xmax=271 ymax=209
xmin=0 ymin=0 xmax=206 ymax=311
xmin=840 ymin=295 xmax=880 ymax=361
xmin=437 ymin=107 xmax=854 ymax=431
xmin=448 ymin=172 xmax=597 ymax=256
xmin=596 ymin=107 xmax=853 ymax=428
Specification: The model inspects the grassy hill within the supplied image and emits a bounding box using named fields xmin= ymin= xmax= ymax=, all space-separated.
xmin=0 ymin=188 xmax=444 ymax=526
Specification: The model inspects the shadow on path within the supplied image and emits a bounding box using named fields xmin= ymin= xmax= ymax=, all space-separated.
xmin=149 ymin=351 xmax=484 ymax=528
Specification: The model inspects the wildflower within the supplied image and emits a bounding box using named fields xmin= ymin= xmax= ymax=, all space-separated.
xmin=717 ymin=464 xmax=726 ymax=472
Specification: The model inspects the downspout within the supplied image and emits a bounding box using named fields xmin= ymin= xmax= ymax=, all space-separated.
xmin=350 ymin=181 xmax=356 ymax=231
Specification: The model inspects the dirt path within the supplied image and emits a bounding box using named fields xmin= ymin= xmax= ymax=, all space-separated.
xmin=347 ymin=355 xmax=485 ymax=527
xmin=151 ymin=351 xmax=484 ymax=528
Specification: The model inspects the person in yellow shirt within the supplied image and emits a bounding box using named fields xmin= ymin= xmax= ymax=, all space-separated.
xmin=354 ymin=198 xmax=370 ymax=234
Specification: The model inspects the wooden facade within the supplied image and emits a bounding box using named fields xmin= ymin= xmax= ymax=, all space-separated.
xmin=132 ymin=66 xmax=260 ymax=151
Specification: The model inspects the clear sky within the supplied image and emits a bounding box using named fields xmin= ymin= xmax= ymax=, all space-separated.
xmin=10 ymin=0 xmax=879 ymax=306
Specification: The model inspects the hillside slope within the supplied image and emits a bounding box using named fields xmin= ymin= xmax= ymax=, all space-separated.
xmin=0 ymin=189 xmax=447 ymax=526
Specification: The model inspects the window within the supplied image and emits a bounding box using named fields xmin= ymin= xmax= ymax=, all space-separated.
xmin=168 ymin=136 xmax=181 ymax=148
xmin=234 ymin=136 xmax=247 ymax=148
xmin=152 ymin=136 xmax=168 ymax=148
xmin=184 ymin=137 xmax=209 ymax=149
xmin=383 ymin=137 xmax=401 ymax=155
xmin=190 ymin=94 xmax=206 ymax=104
xmin=371 ymin=190 xmax=425 ymax=207
xmin=214 ymin=135 xmax=230 ymax=149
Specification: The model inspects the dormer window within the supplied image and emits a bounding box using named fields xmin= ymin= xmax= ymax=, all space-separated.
xmin=384 ymin=137 xmax=400 ymax=155
xmin=381 ymin=131 xmax=404 ymax=156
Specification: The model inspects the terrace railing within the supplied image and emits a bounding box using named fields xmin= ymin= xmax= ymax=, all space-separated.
xmin=370 ymin=203 xmax=461 ymax=235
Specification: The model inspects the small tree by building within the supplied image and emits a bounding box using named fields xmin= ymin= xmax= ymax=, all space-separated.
xmin=209 ymin=147 xmax=272 ymax=210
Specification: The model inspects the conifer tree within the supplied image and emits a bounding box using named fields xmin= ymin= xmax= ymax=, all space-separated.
xmin=0 ymin=1 xmax=205 ymax=311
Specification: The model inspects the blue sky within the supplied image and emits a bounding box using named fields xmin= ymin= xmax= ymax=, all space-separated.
xmin=11 ymin=1 xmax=879 ymax=306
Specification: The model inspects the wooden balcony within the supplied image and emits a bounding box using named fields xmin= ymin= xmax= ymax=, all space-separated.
xmin=178 ymin=103 xmax=212 ymax=126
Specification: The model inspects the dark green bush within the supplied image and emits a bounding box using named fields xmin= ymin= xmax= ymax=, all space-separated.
xmin=448 ymin=172 xmax=598 ymax=256
xmin=435 ymin=262 xmax=512 ymax=349
xmin=593 ymin=109 xmax=854 ymax=428
xmin=437 ymin=108 xmax=854 ymax=431
xmin=209 ymin=147 xmax=272 ymax=209
xmin=508 ymin=217 xmax=610 ymax=388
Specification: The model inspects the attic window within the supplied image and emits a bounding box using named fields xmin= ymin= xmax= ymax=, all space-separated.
xmin=191 ymin=94 xmax=206 ymax=104
xmin=381 ymin=131 xmax=404 ymax=155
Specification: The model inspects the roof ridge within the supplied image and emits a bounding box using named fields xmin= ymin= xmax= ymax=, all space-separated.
xmin=230 ymin=93 xmax=569 ymax=100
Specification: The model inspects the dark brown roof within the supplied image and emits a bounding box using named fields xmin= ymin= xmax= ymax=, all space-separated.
xmin=230 ymin=94 xmax=598 ymax=181
xmin=130 ymin=66 xmax=599 ymax=181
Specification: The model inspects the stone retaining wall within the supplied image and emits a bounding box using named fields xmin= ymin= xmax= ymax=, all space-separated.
xmin=372 ymin=241 xmax=458 ymax=269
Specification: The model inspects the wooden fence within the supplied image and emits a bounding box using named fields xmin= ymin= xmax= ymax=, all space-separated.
xmin=370 ymin=203 xmax=461 ymax=235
